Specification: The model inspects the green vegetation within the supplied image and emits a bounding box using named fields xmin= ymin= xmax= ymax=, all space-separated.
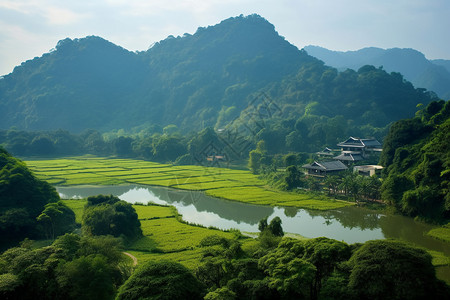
xmin=116 ymin=260 xmax=204 ymax=300
xmin=26 ymin=156 xmax=352 ymax=210
xmin=0 ymin=15 xmax=438 ymax=163
xmin=0 ymin=234 xmax=129 ymax=300
xmin=380 ymin=100 xmax=450 ymax=221
xmin=347 ymin=240 xmax=449 ymax=299
xmin=82 ymin=195 xmax=142 ymax=243
xmin=0 ymin=147 xmax=60 ymax=248
xmin=427 ymin=224 xmax=450 ymax=243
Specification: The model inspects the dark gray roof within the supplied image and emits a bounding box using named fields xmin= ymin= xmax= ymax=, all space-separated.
xmin=302 ymin=160 xmax=348 ymax=171
xmin=360 ymin=139 xmax=382 ymax=148
xmin=337 ymin=137 xmax=381 ymax=149
xmin=333 ymin=153 xmax=364 ymax=161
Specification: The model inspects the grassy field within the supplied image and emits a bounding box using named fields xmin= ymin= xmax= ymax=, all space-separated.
xmin=26 ymin=156 xmax=352 ymax=210
xmin=427 ymin=224 xmax=450 ymax=243
xmin=63 ymin=199 xmax=240 ymax=269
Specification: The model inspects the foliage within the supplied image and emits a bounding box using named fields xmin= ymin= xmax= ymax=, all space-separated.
xmin=0 ymin=234 xmax=126 ymax=300
xmin=116 ymin=260 xmax=204 ymax=300
xmin=347 ymin=239 xmax=449 ymax=299
xmin=380 ymin=100 xmax=450 ymax=220
xmin=0 ymin=147 xmax=60 ymax=247
xmin=36 ymin=201 xmax=76 ymax=240
xmin=82 ymin=195 xmax=142 ymax=242
xmin=0 ymin=16 xmax=438 ymax=162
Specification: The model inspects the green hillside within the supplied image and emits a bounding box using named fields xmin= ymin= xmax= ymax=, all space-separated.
xmin=380 ymin=100 xmax=450 ymax=220
xmin=0 ymin=15 xmax=438 ymax=136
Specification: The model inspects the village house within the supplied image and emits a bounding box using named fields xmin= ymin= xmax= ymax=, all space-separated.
xmin=302 ymin=160 xmax=348 ymax=177
xmin=333 ymin=137 xmax=382 ymax=164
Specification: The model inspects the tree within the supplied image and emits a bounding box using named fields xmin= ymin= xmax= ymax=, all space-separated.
xmin=116 ymin=260 xmax=204 ymax=300
xmin=303 ymin=237 xmax=351 ymax=300
xmin=284 ymin=165 xmax=303 ymax=190
xmin=56 ymin=254 xmax=118 ymax=300
xmin=82 ymin=195 xmax=142 ymax=242
xmin=259 ymin=238 xmax=316 ymax=299
xmin=204 ymin=287 xmax=236 ymax=300
xmin=268 ymin=216 xmax=284 ymax=237
xmin=113 ymin=136 xmax=134 ymax=157
xmin=248 ymin=150 xmax=263 ymax=174
xmin=324 ymin=175 xmax=339 ymax=197
xmin=348 ymin=240 xmax=449 ymax=300
xmin=152 ymin=136 xmax=187 ymax=162
xmin=37 ymin=201 xmax=76 ymax=240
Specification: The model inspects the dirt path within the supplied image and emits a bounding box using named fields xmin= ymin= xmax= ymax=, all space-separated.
xmin=123 ymin=252 xmax=138 ymax=266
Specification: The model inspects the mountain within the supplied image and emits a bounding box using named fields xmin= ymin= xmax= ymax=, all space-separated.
xmin=304 ymin=45 xmax=450 ymax=99
xmin=0 ymin=15 xmax=439 ymax=134
xmin=432 ymin=59 xmax=450 ymax=73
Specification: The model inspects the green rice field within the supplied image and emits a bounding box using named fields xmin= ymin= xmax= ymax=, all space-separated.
xmin=25 ymin=156 xmax=352 ymax=210
xmin=63 ymin=199 xmax=238 ymax=268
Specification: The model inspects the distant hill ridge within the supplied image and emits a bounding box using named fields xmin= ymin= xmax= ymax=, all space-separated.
xmin=0 ymin=14 xmax=440 ymax=133
xmin=304 ymin=45 xmax=450 ymax=99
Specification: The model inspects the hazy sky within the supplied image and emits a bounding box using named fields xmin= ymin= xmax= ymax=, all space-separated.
xmin=1 ymin=0 xmax=449 ymax=75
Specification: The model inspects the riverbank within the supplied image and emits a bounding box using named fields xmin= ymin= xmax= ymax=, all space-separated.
xmin=26 ymin=156 xmax=352 ymax=210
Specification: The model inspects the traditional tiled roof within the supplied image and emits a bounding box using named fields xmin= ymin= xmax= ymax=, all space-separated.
xmin=316 ymin=147 xmax=334 ymax=156
xmin=337 ymin=137 xmax=381 ymax=149
xmin=333 ymin=153 xmax=364 ymax=161
xmin=302 ymin=160 xmax=348 ymax=171
xmin=360 ymin=139 xmax=382 ymax=148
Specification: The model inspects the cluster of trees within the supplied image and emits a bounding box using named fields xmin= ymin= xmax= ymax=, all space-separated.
xmin=0 ymin=234 xmax=129 ymax=300
xmin=0 ymin=146 xmax=63 ymax=248
xmin=0 ymin=149 xmax=144 ymax=299
xmin=380 ymin=100 xmax=450 ymax=220
xmin=82 ymin=195 xmax=142 ymax=243
xmin=115 ymin=226 xmax=448 ymax=300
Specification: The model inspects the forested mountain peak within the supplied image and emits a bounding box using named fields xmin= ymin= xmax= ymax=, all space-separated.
xmin=0 ymin=14 xmax=440 ymax=135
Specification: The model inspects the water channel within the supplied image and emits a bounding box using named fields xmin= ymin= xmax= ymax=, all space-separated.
xmin=57 ymin=184 xmax=450 ymax=281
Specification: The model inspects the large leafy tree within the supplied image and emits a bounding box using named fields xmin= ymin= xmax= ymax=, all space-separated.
xmin=348 ymin=240 xmax=449 ymax=299
xmin=37 ymin=201 xmax=76 ymax=240
xmin=116 ymin=260 xmax=204 ymax=300
xmin=82 ymin=195 xmax=142 ymax=242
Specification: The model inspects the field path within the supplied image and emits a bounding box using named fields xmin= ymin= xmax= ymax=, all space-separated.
xmin=123 ymin=252 xmax=138 ymax=266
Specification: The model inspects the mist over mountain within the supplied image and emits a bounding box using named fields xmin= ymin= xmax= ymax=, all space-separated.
xmin=304 ymin=45 xmax=450 ymax=99
xmin=0 ymin=15 xmax=439 ymax=134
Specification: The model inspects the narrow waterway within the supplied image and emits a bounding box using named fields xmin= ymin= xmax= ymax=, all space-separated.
xmin=58 ymin=184 xmax=450 ymax=282
xmin=57 ymin=184 xmax=449 ymax=254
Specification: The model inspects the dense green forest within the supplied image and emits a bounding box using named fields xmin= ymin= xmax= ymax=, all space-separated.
xmin=0 ymin=15 xmax=438 ymax=137
xmin=380 ymin=100 xmax=450 ymax=221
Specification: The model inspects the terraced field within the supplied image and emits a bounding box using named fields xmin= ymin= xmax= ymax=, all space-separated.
xmin=26 ymin=156 xmax=351 ymax=210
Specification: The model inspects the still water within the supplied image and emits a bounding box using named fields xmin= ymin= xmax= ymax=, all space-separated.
xmin=57 ymin=184 xmax=449 ymax=256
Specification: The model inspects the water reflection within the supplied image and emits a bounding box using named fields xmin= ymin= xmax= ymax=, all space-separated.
xmin=56 ymin=184 xmax=448 ymax=251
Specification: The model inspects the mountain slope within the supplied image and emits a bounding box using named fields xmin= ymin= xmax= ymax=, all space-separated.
xmin=304 ymin=46 xmax=450 ymax=99
xmin=380 ymin=100 xmax=450 ymax=220
xmin=0 ymin=15 xmax=440 ymax=134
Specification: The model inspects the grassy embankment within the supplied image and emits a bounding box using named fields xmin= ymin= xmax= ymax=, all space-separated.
xmin=26 ymin=156 xmax=352 ymax=210
xmin=427 ymin=224 xmax=450 ymax=243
